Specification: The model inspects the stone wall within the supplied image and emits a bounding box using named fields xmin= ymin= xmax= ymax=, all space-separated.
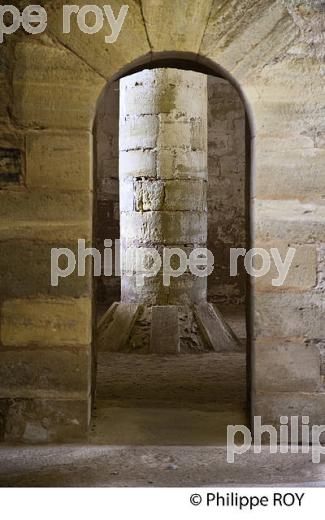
xmin=0 ymin=34 xmax=105 ymax=442
xmin=207 ymin=77 xmax=246 ymax=306
xmin=95 ymin=82 xmax=120 ymax=311
xmin=95 ymin=75 xmax=246 ymax=311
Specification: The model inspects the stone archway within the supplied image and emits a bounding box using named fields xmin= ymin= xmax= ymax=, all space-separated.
xmin=92 ymin=63 xmax=250 ymax=444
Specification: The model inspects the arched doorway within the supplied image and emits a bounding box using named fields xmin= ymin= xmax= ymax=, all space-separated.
xmin=91 ymin=57 xmax=252 ymax=444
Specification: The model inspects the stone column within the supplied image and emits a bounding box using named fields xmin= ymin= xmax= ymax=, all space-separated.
xmin=97 ymin=68 xmax=239 ymax=354
xmin=119 ymin=68 xmax=208 ymax=306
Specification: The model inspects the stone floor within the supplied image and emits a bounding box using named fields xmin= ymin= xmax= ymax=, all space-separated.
xmin=92 ymin=305 xmax=248 ymax=445
xmin=92 ymin=351 xmax=247 ymax=445
xmin=3 ymin=309 xmax=322 ymax=487
xmin=1 ymin=445 xmax=325 ymax=487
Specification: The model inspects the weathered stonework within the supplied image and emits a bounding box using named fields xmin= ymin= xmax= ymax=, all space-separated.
xmin=97 ymin=68 xmax=240 ymax=354
xmin=0 ymin=148 xmax=22 ymax=186
xmin=207 ymin=76 xmax=246 ymax=306
xmin=1 ymin=298 xmax=92 ymax=347
xmin=119 ymin=68 xmax=208 ymax=306
xmin=96 ymin=75 xmax=247 ymax=310
xmin=0 ymin=0 xmax=324 ymax=443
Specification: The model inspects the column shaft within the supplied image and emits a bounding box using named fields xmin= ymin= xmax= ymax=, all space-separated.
xmin=119 ymin=68 xmax=208 ymax=305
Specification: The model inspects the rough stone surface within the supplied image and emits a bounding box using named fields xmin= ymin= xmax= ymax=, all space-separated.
xmin=150 ymin=306 xmax=180 ymax=354
xmin=200 ymin=0 xmax=298 ymax=80
xmin=0 ymin=348 xmax=90 ymax=399
xmin=254 ymin=292 xmax=324 ymax=339
xmin=120 ymin=273 xmax=207 ymax=307
xmin=142 ymin=0 xmax=214 ymax=52
xmin=254 ymin=392 xmax=325 ymax=443
xmin=1 ymin=445 xmax=325 ymax=487
xmin=26 ymin=131 xmax=92 ymax=190
xmin=253 ymin=241 xmax=317 ymax=291
xmin=97 ymin=303 xmax=140 ymax=352
xmin=1 ymin=0 xmax=324 ymax=444
xmin=96 ymin=74 xmax=247 ymax=310
xmin=0 ymin=240 xmax=92 ymax=299
xmin=255 ymin=200 xmax=325 ymax=244
xmin=0 ymin=398 xmax=89 ymax=443
xmin=0 ymin=148 xmax=22 ymax=186
xmin=97 ymin=301 xmax=243 ymax=354
xmin=255 ymin=148 xmax=325 ymax=200
xmin=0 ymin=190 xmax=92 ymax=241
xmin=194 ymin=302 xmax=240 ymax=352
xmin=254 ymin=338 xmax=322 ymax=393
xmin=207 ymin=77 xmax=246 ymax=306
xmin=1 ymin=298 xmax=92 ymax=347
xmin=46 ymin=0 xmax=150 ymax=79
xmin=124 ymin=305 xmax=209 ymax=353
xmin=13 ymin=40 xmax=105 ymax=130
xmin=119 ymin=69 xmax=208 ymax=305
xmin=96 ymin=350 xmax=246 ymax=407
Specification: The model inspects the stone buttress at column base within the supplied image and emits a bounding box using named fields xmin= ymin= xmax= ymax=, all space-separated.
xmin=97 ymin=68 xmax=240 ymax=354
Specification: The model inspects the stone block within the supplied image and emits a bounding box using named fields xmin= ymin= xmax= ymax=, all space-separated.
xmin=0 ymin=398 xmax=90 ymax=442
xmin=119 ymin=149 xmax=157 ymax=179
xmin=194 ymin=302 xmax=240 ymax=352
xmin=252 ymin=97 xmax=322 ymax=143
xmin=254 ymin=292 xmax=324 ymax=339
xmin=200 ymin=0 xmax=290 ymax=76
xmin=119 ymin=114 xmax=159 ymax=151
xmin=1 ymin=298 xmax=92 ymax=347
xmin=0 ymin=77 xmax=10 ymax=125
xmin=118 ymin=179 xmax=134 ymax=212
xmin=255 ymin=148 xmax=325 ymax=201
xmin=0 ymin=43 xmax=11 ymax=125
xmin=120 ymin=69 xmax=207 ymax=118
xmin=247 ymin=58 xmax=324 ymax=104
xmin=121 ymin=273 xmax=207 ymax=306
xmin=0 ymin=148 xmax=23 ymax=186
xmin=13 ymin=41 xmax=104 ymax=130
xmin=150 ymin=306 xmax=180 ymax=354
xmin=97 ymin=303 xmax=140 ymax=352
xmin=120 ymin=211 xmax=207 ymax=245
xmin=26 ymin=131 xmax=92 ymax=190
xmin=120 ymin=70 xmax=177 ymax=116
xmin=97 ymin=302 xmax=118 ymax=330
xmin=0 ymin=131 xmax=24 ymax=151
xmin=190 ymin=118 xmax=207 ymax=151
xmin=164 ymin=180 xmax=207 ymax=211
xmin=47 ymin=0 xmax=149 ymax=79
xmin=0 ymin=348 xmax=91 ymax=398
xmin=97 ymin=177 xmax=119 ymax=202
xmin=157 ymin=117 xmax=192 ymax=149
xmin=158 ymin=148 xmax=207 ymax=180
xmin=0 ymin=189 xmax=92 ymax=241
xmin=254 ymin=392 xmax=325 ymax=443
xmin=255 ymin=200 xmax=325 ymax=243
xmin=254 ymin=338 xmax=322 ymax=393
xmin=134 ymin=180 xmax=165 ymax=211
xmin=120 ymin=242 xmax=199 ymax=276
xmin=253 ymin=242 xmax=317 ymax=291
xmin=0 ymin=240 xmax=91 ymax=298
xmin=142 ymin=0 xmax=213 ymax=52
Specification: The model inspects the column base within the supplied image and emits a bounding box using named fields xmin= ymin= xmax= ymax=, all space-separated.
xmin=96 ymin=302 xmax=241 ymax=354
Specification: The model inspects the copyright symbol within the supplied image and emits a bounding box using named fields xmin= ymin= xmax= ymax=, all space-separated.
xmin=190 ymin=494 xmax=202 ymax=506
